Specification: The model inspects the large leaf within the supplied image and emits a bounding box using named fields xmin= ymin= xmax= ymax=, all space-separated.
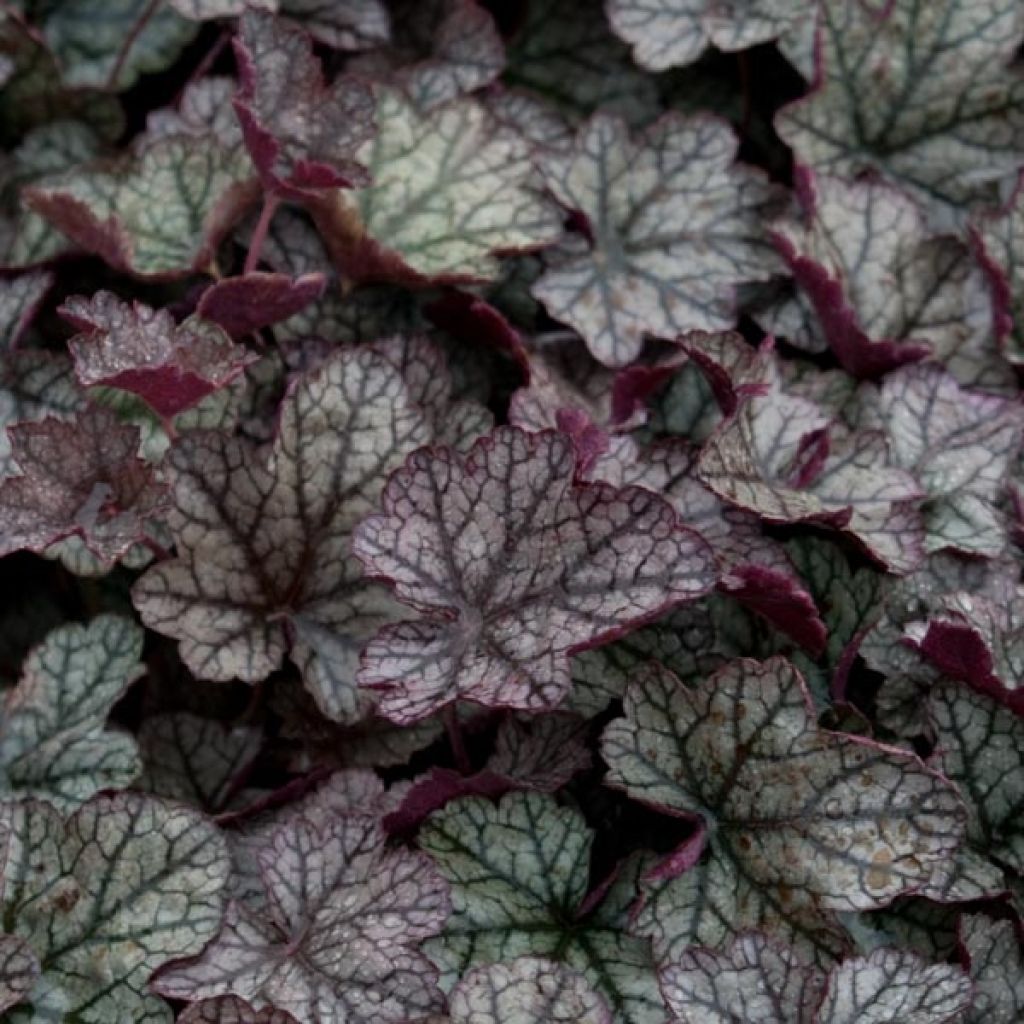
xmin=60 ymin=291 xmax=256 ymax=419
xmin=870 ymin=364 xmax=1024 ymax=557
xmin=131 ymin=344 xmax=482 ymax=722
xmin=25 ymin=135 xmax=258 ymax=279
xmin=776 ymin=0 xmax=1024 ymax=227
xmin=450 ymin=957 xmax=613 ymax=1024
xmin=153 ymin=814 xmax=450 ymax=1024
xmin=353 ymin=426 xmax=716 ymax=722
xmin=531 ymin=113 xmax=782 ymax=367
xmin=606 ymin=0 xmax=807 ymax=70
xmin=308 ymin=87 xmax=562 ymax=284
xmin=602 ymin=659 xmax=966 ymax=955
xmin=0 ymin=792 xmax=228 ymax=1023
xmin=660 ymin=934 xmax=973 ymax=1024
xmin=419 ymin=792 xmax=666 ymax=1024
xmin=0 ymin=615 xmax=143 ymax=807
xmin=233 ymin=11 xmax=376 ymax=197
xmin=0 ymin=406 xmax=167 ymax=563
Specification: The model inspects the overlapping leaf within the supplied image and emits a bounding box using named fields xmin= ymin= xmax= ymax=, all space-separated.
xmin=308 ymin=87 xmax=562 ymax=284
xmin=196 ymin=272 xmax=326 ymax=337
xmin=154 ymin=814 xmax=450 ymax=1024
xmin=132 ymin=344 xmax=485 ymax=722
xmin=60 ymin=291 xmax=256 ymax=418
xmin=660 ymin=935 xmax=973 ymax=1024
xmin=606 ymin=0 xmax=807 ymax=70
xmin=353 ymin=426 xmax=716 ymax=722
xmin=531 ymin=113 xmax=782 ymax=367
xmin=419 ymin=792 xmax=666 ymax=1024
xmin=233 ymin=11 xmax=376 ymax=197
xmin=0 ymin=406 xmax=167 ymax=563
xmin=282 ymin=0 xmax=390 ymax=51
xmin=178 ymin=996 xmax=298 ymax=1024
xmin=603 ymin=658 xmax=966 ymax=962
xmin=0 ymin=792 xmax=228 ymax=1023
xmin=0 ymin=270 xmax=50 ymax=348
xmin=0 ymin=935 xmax=38 ymax=1016
xmin=0 ymin=615 xmax=143 ymax=807
xmin=959 ymin=914 xmax=1024 ymax=1023
xmin=776 ymin=0 xmax=1024 ymax=226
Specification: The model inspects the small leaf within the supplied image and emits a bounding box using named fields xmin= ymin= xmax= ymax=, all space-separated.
xmin=607 ymin=0 xmax=806 ymax=70
xmin=1 ymin=792 xmax=228 ymax=1023
xmin=354 ymin=426 xmax=716 ymax=722
xmin=0 ymin=270 xmax=51 ymax=349
xmin=178 ymin=995 xmax=298 ymax=1024
xmin=532 ymin=113 xmax=782 ymax=366
xmin=308 ymin=87 xmax=562 ymax=284
xmin=60 ymin=291 xmax=256 ymax=418
xmin=419 ymin=792 xmax=666 ymax=1024
xmin=26 ymin=135 xmax=258 ymax=278
xmin=450 ymin=957 xmax=613 ymax=1024
xmin=281 ymin=0 xmax=390 ymax=51
xmin=196 ymin=272 xmax=326 ymax=337
xmin=0 ymin=406 xmax=167 ymax=562
xmin=0 ymin=935 xmax=39 ymax=1016
xmin=960 ymin=914 xmax=1024 ymax=1023
xmin=776 ymin=0 xmax=1024 ymax=226
xmin=169 ymin=0 xmax=277 ymax=18
xmin=233 ymin=11 xmax=376 ymax=196
xmin=153 ymin=814 xmax=450 ymax=1024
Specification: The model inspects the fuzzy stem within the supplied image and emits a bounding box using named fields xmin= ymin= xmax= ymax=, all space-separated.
xmin=106 ymin=0 xmax=161 ymax=90
xmin=244 ymin=192 xmax=281 ymax=275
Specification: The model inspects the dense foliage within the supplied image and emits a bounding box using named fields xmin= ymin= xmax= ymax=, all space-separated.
xmin=1 ymin=1 xmax=1023 ymax=1021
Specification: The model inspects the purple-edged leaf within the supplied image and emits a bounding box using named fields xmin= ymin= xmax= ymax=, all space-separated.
xmin=0 ymin=792 xmax=228 ymax=1023
xmin=233 ymin=11 xmax=376 ymax=197
xmin=504 ymin=0 xmax=659 ymax=127
xmin=0 ymin=935 xmax=38 ymax=1016
xmin=131 ymin=345 xmax=482 ymax=721
xmin=450 ymin=957 xmax=613 ymax=1024
xmin=282 ymin=0 xmax=390 ymax=51
xmin=532 ymin=113 xmax=782 ymax=367
xmin=147 ymin=76 xmax=244 ymax=147
xmin=178 ymin=995 xmax=299 ymax=1024
xmin=776 ymin=0 xmax=1024 ymax=227
xmin=770 ymin=174 xmax=947 ymax=379
xmin=139 ymin=712 xmax=261 ymax=815
xmin=0 ymin=614 xmax=144 ymax=808
xmin=658 ymin=933 xmax=825 ymax=1024
xmin=60 ymin=291 xmax=256 ymax=418
xmin=972 ymin=174 xmax=1024 ymax=365
xmin=309 ymin=88 xmax=562 ymax=285
xmin=872 ymin=364 xmax=1024 ymax=557
xmin=0 ymin=271 xmax=51 ymax=349
xmin=697 ymin=375 xmax=925 ymax=573
xmin=606 ymin=0 xmax=806 ymax=70
xmin=960 ymin=914 xmax=1024 ymax=1023
xmin=419 ymin=792 xmax=666 ymax=1024
xmin=602 ymin=658 xmax=965 ymax=927
xmin=928 ymin=682 xmax=1024 ymax=879
xmin=0 ymin=406 xmax=167 ymax=562
xmin=352 ymin=0 xmax=505 ymax=110
xmin=153 ymin=814 xmax=450 ymax=1024
xmin=196 ymin=273 xmax=326 ymax=337
xmin=353 ymin=426 xmax=716 ymax=722
xmin=25 ymin=135 xmax=258 ymax=279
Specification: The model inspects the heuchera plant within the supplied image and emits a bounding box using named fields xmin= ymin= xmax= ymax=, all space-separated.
xmin=3 ymin=1 xmax=1024 ymax=1022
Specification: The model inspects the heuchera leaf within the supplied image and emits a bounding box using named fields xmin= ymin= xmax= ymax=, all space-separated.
xmin=0 ymin=935 xmax=39 ymax=1016
xmin=25 ymin=134 xmax=258 ymax=278
xmin=606 ymin=0 xmax=806 ymax=71
xmin=196 ymin=272 xmax=327 ymax=337
xmin=602 ymin=659 xmax=966 ymax=955
xmin=776 ymin=0 xmax=1024 ymax=227
xmin=233 ymin=11 xmax=376 ymax=197
xmin=0 ymin=614 xmax=144 ymax=807
xmin=178 ymin=995 xmax=298 ymax=1024
xmin=60 ymin=291 xmax=256 ymax=418
xmin=131 ymin=344 xmax=479 ymax=722
xmin=531 ymin=113 xmax=782 ymax=367
xmin=449 ymin=957 xmax=613 ymax=1024
xmin=0 ymin=406 xmax=167 ymax=563
xmin=153 ymin=814 xmax=450 ymax=1024
xmin=959 ymin=914 xmax=1024 ymax=1023
xmin=660 ymin=934 xmax=973 ymax=1024
xmin=281 ymin=0 xmax=391 ymax=52
xmin=308 ymin=87 xmax=563 ymax=285
xmin=419 ymin=792 xmax=666 ymax=1024
xmin=168 ymin=0 xmax=277 ymax=19
xmin=0 ymin=270 xmax=51 ymax=349
xmin=353 ymin=426 xmax=716 ymax=722
xmin=0 ymin=791 xmax=228 ymax=1023
xmin=871 ymin=364 xmax=1024 ymax=557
